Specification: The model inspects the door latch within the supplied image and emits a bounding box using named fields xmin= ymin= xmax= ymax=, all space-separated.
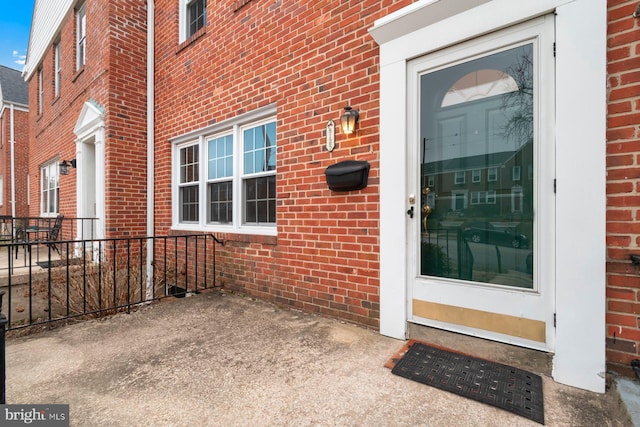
xmin=406 ymin=206 xmax=414 ymax=218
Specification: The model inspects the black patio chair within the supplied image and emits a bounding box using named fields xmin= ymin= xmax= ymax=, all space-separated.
xmin=24 ymin=214 xmax=64 ymax=255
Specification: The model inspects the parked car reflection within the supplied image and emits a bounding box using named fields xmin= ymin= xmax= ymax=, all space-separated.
xmin=462 ymin=221 xmax=529 ymax=249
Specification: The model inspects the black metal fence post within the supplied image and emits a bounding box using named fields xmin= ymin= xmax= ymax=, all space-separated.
xmin=0 ymin=289 xmax=7 ymax=404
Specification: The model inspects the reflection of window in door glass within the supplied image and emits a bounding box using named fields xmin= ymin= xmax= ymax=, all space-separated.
xmin=511 ymin=187 xmax=523 ymax=212
xmin=512 ymin=166 xmax=521 ymax=181
xmin=428 ymin=175 xmax=434 ymax=187
xmin=419 ymin=43 xmax=534 ymax=289
xmin=488 ymin=167 xmax=498 ymax=181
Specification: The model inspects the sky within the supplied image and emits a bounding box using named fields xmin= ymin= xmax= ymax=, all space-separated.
xmin=0 ymin=1 xmax=35 ymax=71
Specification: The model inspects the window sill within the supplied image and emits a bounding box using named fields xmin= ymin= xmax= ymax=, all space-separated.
xmin=176 ymin=26 xmax=207 ymax=54
xmin=170 ymin=227 xmax=277 ymax=246
xmin=72 ymin=66 xmax=85 ymax=82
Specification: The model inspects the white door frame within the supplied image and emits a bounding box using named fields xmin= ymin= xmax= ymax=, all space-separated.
xmin=371 ymin=0 xmax=606 ymax=392
xmin=74 ymin=101 xmax=106 ymax=244
xmin=406 ymin=17 xmax=556 ymax=352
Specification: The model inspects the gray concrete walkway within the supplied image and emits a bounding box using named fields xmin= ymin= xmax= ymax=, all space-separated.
xmin=5 ymin=290 xmax=632 ymax=426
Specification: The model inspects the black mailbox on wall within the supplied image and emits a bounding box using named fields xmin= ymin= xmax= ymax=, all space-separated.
xmin=324 ymin=160 xmax=370 ymax=192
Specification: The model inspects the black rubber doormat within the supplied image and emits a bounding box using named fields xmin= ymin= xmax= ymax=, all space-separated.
xmin=391 ymin=342 xmax=544 ymax=424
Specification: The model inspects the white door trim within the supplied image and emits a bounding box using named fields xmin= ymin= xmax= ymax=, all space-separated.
xmin=372 ymin=0 xmax=606 ymax=393
xmin=406 ymin=17 xmax=555 ymax=352
xmin=74 ymin=101 xmax=106 ymax=242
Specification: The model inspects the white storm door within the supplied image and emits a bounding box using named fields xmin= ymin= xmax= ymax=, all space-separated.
xmin=407 ymin=16 xmax=555 ymax=351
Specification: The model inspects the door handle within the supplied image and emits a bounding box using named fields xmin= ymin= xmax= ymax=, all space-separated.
xmin=406 ymin=206 xmax=414 ymax=218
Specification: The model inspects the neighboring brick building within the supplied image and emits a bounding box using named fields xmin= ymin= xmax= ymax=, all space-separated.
xmin=25 ymin=0 xmax=640 ymax=393
xmin=0 ymin=65 xmax=29 ymax=219
xmin=23 ymin=0 xmax=148 ymax=240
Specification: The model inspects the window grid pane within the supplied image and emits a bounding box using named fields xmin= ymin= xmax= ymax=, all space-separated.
xmin=187 ymin=0 xmax=206 ymax=37
xmin=76 ymin=4 xmax=86 ymax=70
xmin=243 ymin=175 xmax=276 ymax=224
xmin=180 ymin=185 xmax=199 ymax=222
xmin=208 ymin=135 xmax=233 ymax=180
xmin=41 ymin=162 xmax=59 ymax=214
xmin=208 ymin=180 xmax=233 ymax=223
xmin=244 ymin=123 xmax=277 ymax=174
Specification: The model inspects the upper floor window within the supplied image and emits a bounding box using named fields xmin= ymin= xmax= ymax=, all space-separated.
xmin=76 ymin=3 xmax=86 ymax=70
xmin=487 ymin=167 xmax=498 ymax=182
xmin=180 ymin=0 xmax=206 ymax=42
xmin=54 ymin=42 xmax=61 ymax=97
xmin=512 ymin=165 xmax=521 ymax=181
xmin=37 ymin=68 xmax=43 ymax=115
xmin=173 ymin=110 xmax=277 ymax=235
xmin=41 ymin=160 xmax=60 ymax=215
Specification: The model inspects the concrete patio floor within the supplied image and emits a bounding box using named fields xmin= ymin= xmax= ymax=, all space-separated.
xmin=5 ymin=290 xmax=633 ymax=426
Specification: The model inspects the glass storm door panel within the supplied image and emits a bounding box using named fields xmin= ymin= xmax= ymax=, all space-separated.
xmin=407 ymin=16 xmax=555 ymax=350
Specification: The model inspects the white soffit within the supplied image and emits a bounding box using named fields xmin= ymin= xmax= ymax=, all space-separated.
xmin=23 ymin=0 xmax=74 ymax=81
xmin=369 ymin=0 xmax=492 ymax=45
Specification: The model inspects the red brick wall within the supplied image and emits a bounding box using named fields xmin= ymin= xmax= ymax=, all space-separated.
xmin=154 ymin=1 xmax=412 ymax=327
xmin=105 ymin=0 xmax=148 ymax=236
xmin=606 ymin=0 xmax=640 ymax=372
xmin=27 ymin=0 xmax=147 ymax=237
xmin=0 ymin=106 xmax=28 ymax=218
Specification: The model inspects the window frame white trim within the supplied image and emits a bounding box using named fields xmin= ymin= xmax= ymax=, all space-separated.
xmin=76 ymin=2 xmax=86 ymax=71
xmin=40 ymin=159 xmax=60 ymax=216
xmin=171 ymin=105 xmax=277 ymax=236
xmin=54 ymin=42 xmax=61 ymax=97
xmin=179 ymin=0 xmax=206 ymax=43
xmin=487 ymin=167 xmax=498 ymax=182
xmin=37 ymin=68 xmax=43 ymax=115
xmin=512 ymin=165 xmax=521 ymax=181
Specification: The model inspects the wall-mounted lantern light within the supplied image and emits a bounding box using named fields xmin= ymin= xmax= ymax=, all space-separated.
xmin=340 ymin=105 xmax=359 ymax=135
xmin=59 ymin=159 xmax=77 ymax=176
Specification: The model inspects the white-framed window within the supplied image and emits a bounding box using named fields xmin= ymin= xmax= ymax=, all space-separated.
xmin=207 ymin=134 xmax=233 ymax=223
xmin=41 ymin=161 xmax=60 ymax=215
xmin=180 ymin=0 xmax=206 ymax=42
xmin=172 ymin=108 xmax=277 ymax=235
xmin=54 ymin=42 xmax=61 ymax=97
xmin=512 ymin=165 xmax=521 ymax=181
xmin=470 ymin=191 xmax=480 ymax=205
xmin=472 ymin=169 xmax=481 ymax=183
xmin=76 ymin=3 xmax=86 ymax=70
xmin=487 ymin=167 xmax=498 ymax=182
xmin=178 ymin=144 xmax=199 ymax=223
xmin=486 ymin=190 xmax=496 ymax=204
xmin=469 ymin=190 xmax=496 ymax=205
xmin=511 ymin=187 xmax=523 ymax=212
xmin=454 ymin=171 xmax=465 ymax=184
xmin=37 ymin=68 xmax=43 ymax=115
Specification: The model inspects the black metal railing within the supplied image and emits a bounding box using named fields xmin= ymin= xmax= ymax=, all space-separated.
xmin=0 ymin=216 xmax=99 ymax=271
xmin=0 ymin=233 xmax=224 ymax=331
xmin=422 ymin=227 xmax=474 ymax=280
xmin=0 ymin=216 xmax=98 ymax=243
